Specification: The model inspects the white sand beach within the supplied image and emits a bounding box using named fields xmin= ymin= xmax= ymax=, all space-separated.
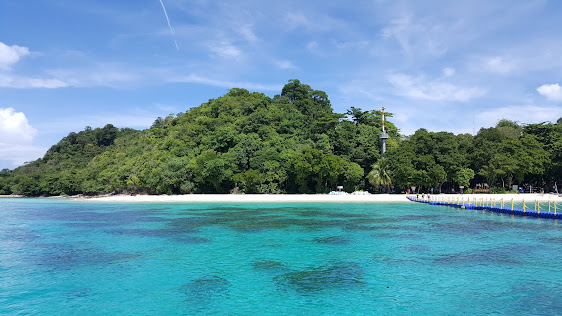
xmin=84 ymin=193 xmax=562 ymax=203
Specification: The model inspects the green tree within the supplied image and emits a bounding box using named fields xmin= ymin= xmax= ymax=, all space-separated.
xmin=367 ymin=159 xmax=393 ymax=193
xmin=454 ymin=168 xmax=475 ymax=188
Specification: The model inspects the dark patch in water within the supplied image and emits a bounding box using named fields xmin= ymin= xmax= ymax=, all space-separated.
xmin=0 ymin=228 xmax=41 ymax=243
xmin=172 ymin=235 xmax=210 ymax=244
xmin=433 ymin=245 xmax=534 ymax=266
xmin=402 ymin=244 xmax=432 ymax=253
xmin=66 ymin=287 xmax=93 ymax=298
xmin=166 ymin=206 xmax=407 ymax=233
xmin=313 ymin=236 xmax=351 ymax=245
xmin=342 ymin=224 xmax=380 ymax=231
xmin=376 ymin=225 xmax=431 ymax=233
xmin=369 ymin=217 xmax=403 ymax=223
xmin=28 ymin=208 xmax=162 ymax=224
xmin=228 ymin=217 xmax=319 ymax=232
xmin=181 ymin=275 xmax=230 ymax=299
xmin=67 ymin=222 xmax=125 ymax=228
xmin=430 ymin=221 xmax=502 ymax=235
xmin=107 ymin=227 xmax=210 ymax=244
xmin=372 ymin=232 xmax=422 ymax=240
xmin=508 ymin=281 xmax=562 ymax=315
xmin=253 ymin=260 xmax=289 ymax=273
xmin=34 ymin=244 xmax=139 ymax=270
xmin=274 ymin=262 xmax=364 ymax=293
xmin=541 ymin=236 xmax=562 ymax=243
xmin=262 ymin=243 xmax=283 ymax=248
xmin=291 ymin=209 xmax=374 ymax=219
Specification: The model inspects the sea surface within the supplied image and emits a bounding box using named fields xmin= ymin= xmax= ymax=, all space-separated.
xmin=1 ymin=198 xmax=561 ymax=315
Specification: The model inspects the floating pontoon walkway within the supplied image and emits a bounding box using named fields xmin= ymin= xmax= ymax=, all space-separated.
xmin=407 ymin=195 xmax=561 ymax=219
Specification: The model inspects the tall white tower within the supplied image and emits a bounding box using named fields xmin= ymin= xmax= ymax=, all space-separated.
xmin=380 ymin=107 xmax=388 ymax=154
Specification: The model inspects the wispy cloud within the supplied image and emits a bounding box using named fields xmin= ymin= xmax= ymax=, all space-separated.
xmin=0 ymin=41 xmax=69 ymax=89
xmin=0 ymin=42 xmax=30 ymax=70
xmin=0 ymin=74 xmax=68 ymax=89
xmin=45 ymin=64 xmax=143 ymax=88
xmin=537 ymin=83 xmax=562 ymax=102
xmin=207 ymin=41 xmax=242 ymax=58
xmin=381 ymin=15 xmax=448 ymax=57
xmin=476 ymin=105 xmax=562 ymax=126
xmin=387 ymin=73 xmax=485 ymax=102
xmin=335 ymin=40 xmax=370 ymax=50
xmin=442 ymin=67 xmax=455 ymax=77
xmin=158 ymin=0 xmax=179 ymax=51
xmin=170 ymin=74 xmax=282 ymax=91
xmin=0 ymin=144 xmax=47 ymax=168
xmin=482 ymin=56 xmax=516 ymax=74
xmin=274 ymin=60 xmax=296 ymax=70
xmin=238 ymin=24 xmax=258 ymax=43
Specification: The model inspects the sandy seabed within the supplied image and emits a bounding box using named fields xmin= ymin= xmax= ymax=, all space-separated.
xmin=83 ymin=193 xmax=562 ymax=203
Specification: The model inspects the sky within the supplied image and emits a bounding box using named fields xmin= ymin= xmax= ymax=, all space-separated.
xmin=1 ymin=0 xmax=562 ymax=169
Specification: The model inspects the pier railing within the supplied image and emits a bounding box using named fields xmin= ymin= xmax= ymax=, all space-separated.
xmin=407 ymin=195 xmax=560 ymax=219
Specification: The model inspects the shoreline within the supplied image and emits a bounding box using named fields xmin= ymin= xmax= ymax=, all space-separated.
xmin=75 ymin=193 xmax=562 ymax=203
xmin=3 ymin=193 xmax=561 ymax=203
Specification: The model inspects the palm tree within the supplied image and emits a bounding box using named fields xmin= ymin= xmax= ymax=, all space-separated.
xmin=367 ymin=159 xmax=393 ymax=193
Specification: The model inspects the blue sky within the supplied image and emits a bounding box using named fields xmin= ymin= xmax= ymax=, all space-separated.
xmin=1 ymin=0 xmax=562 ymax=169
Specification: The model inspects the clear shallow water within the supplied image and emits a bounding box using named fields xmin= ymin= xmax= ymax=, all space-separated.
xmin=1 ymin=199 xmax=561 ymax=315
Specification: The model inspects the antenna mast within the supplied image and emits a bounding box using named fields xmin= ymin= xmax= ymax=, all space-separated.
xmin=380 ymin=107 xmax=389 ymax=154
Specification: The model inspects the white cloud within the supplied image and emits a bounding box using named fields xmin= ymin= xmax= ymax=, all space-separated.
xmin=45 ymin=65 xmax=142 ymax=88
xmin=443 ymin=67 xmax=455 ymax=77
xmin=484 ymin=56 xmax=516 ymax=74
xmin=537 ymin=83 xmax=562 ymax=101
xmin=285 ymin=12 xmax=312 ymax=30
xmin=0 ymin=42 xmax=30 ymax=71
xmin=238 ymin=24 xmax=258 ymax=43
xmin=476 ymin=105 xmax=562 ymax=127
xmin=0 ymin=144 xmax=47 ymax=168
xmin=0 ymin=74 xmax=68 ymax=89
xmin=208 ymin=41 xmax=242 ymax=58
xmin=275 ymin=60 xmax=296 ymax=70
xmin=0 ymin=107 xmax=45 ymax=168
xmin=284 ymin=11 xmax=343 ymax=33
xmin=381 ymin=15 xmax=447 ymax=57
xmin=335 ymin=40 xmax=370 ymax=50
xmin=0 ymin=107 xmax=38 ymax=143
xmin=307 ymin=41 xmax=319 ymax=52
xmin=387 ymin=73 xmax=485 ymax=102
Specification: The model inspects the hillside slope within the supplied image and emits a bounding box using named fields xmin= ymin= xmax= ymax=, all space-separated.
xmin=0 ymin=80 xmax=397 ymax=196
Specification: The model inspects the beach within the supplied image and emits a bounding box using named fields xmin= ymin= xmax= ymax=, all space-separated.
xmin=84 ymin=193 xmax=562 ymax=203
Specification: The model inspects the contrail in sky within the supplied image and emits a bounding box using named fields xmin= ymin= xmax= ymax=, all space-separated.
xmin=158 ymin=0 xmax=179 ymax=51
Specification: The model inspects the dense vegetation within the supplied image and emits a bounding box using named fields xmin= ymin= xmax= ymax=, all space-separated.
xmin=0 ymin=80 xmax=560 ymax=196
xmin=385 ymin=119 xmax=561 ymax=193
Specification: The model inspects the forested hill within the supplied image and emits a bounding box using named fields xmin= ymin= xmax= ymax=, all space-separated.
xmin=2 ymin=79 xmax=560 ymax=197
xmin=0 ymin=80 xmax=399 ymax=196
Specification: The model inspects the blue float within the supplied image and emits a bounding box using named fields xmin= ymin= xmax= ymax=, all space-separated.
xmin=407 ymin=196 xmax=561 ymax=220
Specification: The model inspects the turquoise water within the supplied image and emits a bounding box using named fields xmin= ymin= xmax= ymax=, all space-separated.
xmin=1 ymin=199 xmax=562 ymax=315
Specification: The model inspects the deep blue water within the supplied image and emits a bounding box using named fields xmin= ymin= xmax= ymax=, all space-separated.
xmin=1 ymin=198 xmax=562 ymax=315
